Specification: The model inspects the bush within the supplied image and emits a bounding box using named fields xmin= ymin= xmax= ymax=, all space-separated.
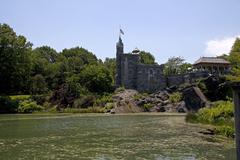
xmin=0 ymin=96 xmax=18 ymax=113
xmin=10 ymin=95 xmax=31 ymax=102
xmin=103 ymin=103 xmax=115 ymax=112
xmin=197 ymin=101 xmax=233 ymax=124
xmin=31 ymin=94 xmax=48 ymax=105
xmin=143 ymin=103 xmax=153 ymax=112
xmin=18 ymin=100 xmax=43 ymax=113
xmin=95 ymin=94 xmax=113 ymax=107
xmin=214 ymin=125 xmax=235 ymax=138
xmin=73 ymin=95 xmax=96 ymax=108
xmin=185 ymin=113 xmax=198 ymax=123
xmin=186 ymin=100 xmax=234 ymax=138
xmin=169 ymin=92 xmax=182 ymax=103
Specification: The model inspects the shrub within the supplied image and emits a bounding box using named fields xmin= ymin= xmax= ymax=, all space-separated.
xmin=95 ymin=94 xmax=113 ymax=107
xmin=104 ymin=103 xmax=114 ymax=111
xmin=0 ymin=96 xmax=18 ymax=113
xmin=18 ymin=100 xmax=43 ymax=113
xmin=73 ymin=95 xmax=96 ymax=108
xmin=31 ymin=94 xmax=48 ymax=105
xmin=143 ymin=103 xmax=153 ymax=112
xmin=10 ymin=95 xmax=31 ymax=102
xmin=115 ymin=87 xmax=125 ymax=93
xmin=186 ymin=100 xmax=234 ymax=138
xmin=169 ymin=92 xmax=182 ymax=103
xmin=133 ymin=94 xmax=143 ymax=101
xmin=197 ymin=101 xmax=233 ymax=124
xmin=185 ymin=113 xmax=198 ymax=123
xmin=214 ymin=125 xmax=235 ymax=138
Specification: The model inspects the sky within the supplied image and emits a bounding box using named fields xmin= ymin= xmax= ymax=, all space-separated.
xmin=1 ymin=0 xmax=240 ymax=64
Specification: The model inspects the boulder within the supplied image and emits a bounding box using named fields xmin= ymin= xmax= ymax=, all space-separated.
xmin=183 ymin=87 xmax=208 ymax=112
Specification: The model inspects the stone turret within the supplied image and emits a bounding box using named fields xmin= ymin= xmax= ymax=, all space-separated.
xmin=116 ymin=37 xmax=124 ymax=87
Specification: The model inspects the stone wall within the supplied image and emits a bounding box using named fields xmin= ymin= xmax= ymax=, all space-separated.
xmin=136 ymin=64 xmax=166 ymax=92
xmin=167 ymin=75 xmax=185 ymax=87
xmin=115 ymin=38 xmax=210 ymax=92
xmin=166 ymin=71 xmax=209 ymax=87
xmin=121 ymin=54 xmax=140 ymax=89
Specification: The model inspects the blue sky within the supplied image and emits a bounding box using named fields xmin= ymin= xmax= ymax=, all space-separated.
xmin=1 ymin=0 xmax=240 ymax=63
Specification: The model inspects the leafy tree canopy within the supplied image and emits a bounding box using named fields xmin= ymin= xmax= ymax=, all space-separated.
xmin=80 ymin=64 xmax=113 ymax=93
xmin=226 ymin=38 xmax=240 ymax=81
xmin=139 ymin=51 xmax=156 ymax=64
xmin=0 ymin=23 xmax=32 ymax=94
xmin=163 ymin=56 xmax=192 ymax=76
xmin=104 ymin=58 xmax=116 ymax=84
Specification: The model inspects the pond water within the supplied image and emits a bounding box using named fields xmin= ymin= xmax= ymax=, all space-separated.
xmin=0 ymin=113 xmax=236 ymax=159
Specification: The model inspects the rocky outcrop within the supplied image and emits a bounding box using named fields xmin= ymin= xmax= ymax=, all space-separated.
xmin=110 ymin=89 xmax=144 ymax=113
xmin=183 ymin=86 xmax=208 ymax=111
xmin=150 ymin=101 xmax=187 ymax=113
xmin=110 ymin=89 xmax=188 ymax=113
xmin=109 ymin=85 xmax=208 ymax=114
xmin=136 ymin=91 xmax=187 ymax=113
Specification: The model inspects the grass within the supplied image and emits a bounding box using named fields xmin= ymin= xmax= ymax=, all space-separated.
xmin=186 ymin=100 xmax=235 ymax=138
xmin=63 ymin=107 xmax=105 ymax=113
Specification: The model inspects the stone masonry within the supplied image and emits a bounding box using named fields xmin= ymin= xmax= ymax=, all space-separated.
xmin=115 ymin=37 xmax=209 ymax=92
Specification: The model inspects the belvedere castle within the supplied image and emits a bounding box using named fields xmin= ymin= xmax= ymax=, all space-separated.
xmin=115 ymin=36 xmax=230 ymax=92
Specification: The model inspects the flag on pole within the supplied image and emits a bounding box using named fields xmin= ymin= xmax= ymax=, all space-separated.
xmin=120 ymin=29 xmax=124 ymax=35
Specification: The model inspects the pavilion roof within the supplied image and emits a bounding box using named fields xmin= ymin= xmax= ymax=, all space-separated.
xmin=193 ymin=57 xmax=230 ymax=65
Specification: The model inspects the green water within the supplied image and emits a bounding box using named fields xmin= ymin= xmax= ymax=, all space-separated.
xmin=0 ymin=113 xmax=236 ymax=160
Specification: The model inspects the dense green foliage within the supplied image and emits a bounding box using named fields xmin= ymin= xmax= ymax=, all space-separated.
xmin=0 ymin=96 xmax=18 ymax=113
xmin=103 ymin=58 xmax=116 ymax=84
xmin=186 ymin=101 xmax=234 ymax=138
xmin=139 ymin=51 xmax=156 ymax=64
xmin=226 ymin=38 xmax=240 ymax=81
xmin=0 ymin=24 xmax=32 ymax=94
xmin=18 ymin=100 xmax=43 ymax=113
xmin=163 ymin=57 xmax=192 ymax=76
xmin=80 ymin=64 xmax=113 ymax=93
xmin=0 ymin=23 xmax=116 ymax=112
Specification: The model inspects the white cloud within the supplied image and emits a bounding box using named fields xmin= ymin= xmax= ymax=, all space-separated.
xmin=204 ymin=35 xmax=240 ymax=56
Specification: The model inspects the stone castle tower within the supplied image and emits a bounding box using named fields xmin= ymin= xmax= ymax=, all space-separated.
xmin=115 ymin=36 xmax=211 ymax=92
xmin=116 ymin=36 xmax=124 ymax=87
xmin=115 ymin=36 xmax=166 ymax=92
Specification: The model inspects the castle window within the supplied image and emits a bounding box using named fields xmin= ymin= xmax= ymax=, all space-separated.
xmin=149 ymin=69 xmax=154 ymax=76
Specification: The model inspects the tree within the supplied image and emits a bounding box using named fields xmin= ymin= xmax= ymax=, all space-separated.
xmin=139 ymin=51 xmax=156 ymax=64
xmin=163 ymin=56 xmax=191 ymax=76
xmin=226 ymin=38 xmax=240 ymax=81
xmin=50 ymin=74 xmax=86 ymax=109
xmin=61 ymin=47 xmax=98 ymax=73
xmin=104 ymin=58 xmax=116 ymax=84
xmin=0 ymin=23 xmax=32 ymax=94
xmin=30 ymin=74 xmax=48 ymax=94
xmin=179 ymin=63 xmax=192 ymax=74
xmin=228 ymin=38 xmax=240 ymax=66
xmin=80 ymin=64 xmax=113 ymax=93
xmin=33 ymin=46 xmax=58 ymax=63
